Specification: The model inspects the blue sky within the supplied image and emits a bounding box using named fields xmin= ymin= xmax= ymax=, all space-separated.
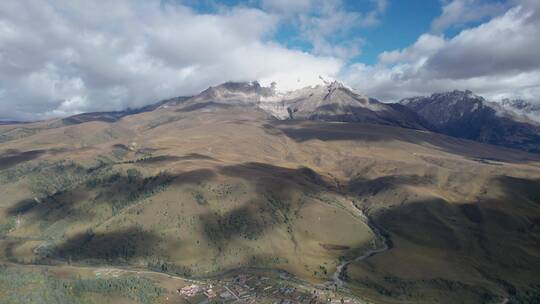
xmin=356 ymin=0 xmax=442 ymax=63
xmin=271 ymin=0 xmax=445 ymax=64
xmin=180 ymin=0 xmax=445 ymax=64
xmin=179 ymin=0 xmax=496 ymax=64
xmin=1 ymin=0 xmax=539 ymax=120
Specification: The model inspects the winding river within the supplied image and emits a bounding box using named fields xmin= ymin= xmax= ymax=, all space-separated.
xmin=330 ymin=206 xmax=390 ymax=288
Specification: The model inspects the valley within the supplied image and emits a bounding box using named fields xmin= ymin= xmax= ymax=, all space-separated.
xmin=1 ymin=82 xmax=540 ymax=303
xmin=3 ymin=0 xmax=540 ymax=302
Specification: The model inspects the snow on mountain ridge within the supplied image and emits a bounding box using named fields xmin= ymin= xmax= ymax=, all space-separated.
xmin=501 ymin=98 xmax=540 ymax=123
xmin=182 ymin=79 xmax=376 ymax=119
xmin=168 ymin=79 xmax=430 ymax=128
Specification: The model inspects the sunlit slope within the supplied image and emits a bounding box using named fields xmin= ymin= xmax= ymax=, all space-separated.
xmin=0 ymin=106 xmax=378 ymax=283
xmin=1 ymin=102 xmax=540 ymax=303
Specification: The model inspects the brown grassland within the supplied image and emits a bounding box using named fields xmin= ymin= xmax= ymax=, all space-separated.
xmin=1 ymin=103 xmax=540 ymax=303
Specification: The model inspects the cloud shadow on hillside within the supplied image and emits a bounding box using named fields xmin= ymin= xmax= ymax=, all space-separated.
xmin=124 ymin=153 xmax=218 ymax=165
xmin=6 ymin=193 xmax=95 ymax=223
xmin=197 ymin=162 xmax=337 ymax=250
xmin=218 ymin=162 xmax=334 ymax=194
xmin=348 ymin=174 xmax=432 ymax=197
xmin=47 ymin=226 xmax=169 ymax=263
xmin=199 ymin=205 xmax=270 ymax=251
xmin=269 ymin=121 xmax=540 ymax=164
xmin=5 ymin=169 xmax=217 ymax=227
xmin=343 ymin=174 xmax=540 ymax=301
xmin=0 ymin=149 xmax=46 ymax=170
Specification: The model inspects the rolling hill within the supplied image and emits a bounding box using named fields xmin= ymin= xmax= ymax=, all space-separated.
xmin=0 ymin=83 xmax=540 ymax=303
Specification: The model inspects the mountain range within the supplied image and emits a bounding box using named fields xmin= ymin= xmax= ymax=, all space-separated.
xmin=1 ymin=80 xmax=540 ymax=304
xmin=501 ymin=98 xmax=540 ymax=121
xmin=400 ymin=90 xmax=540 ymax=153
xmin=161 ymin=80 xmax=429 ymax=129
xmin=56 ymin=81 xmax=540 ymax=153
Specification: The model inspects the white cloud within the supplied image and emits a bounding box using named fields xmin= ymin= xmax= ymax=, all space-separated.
xmin=262 ymin=0 xmax=385 ymax=59
xmin=260 ymin=0 xmax=313 ymax=13
xmin=431 ymin=0 xmax=508 ymax=32
xmin=0 ymin=0 xmax=342 ymax=120
xmin=426 ymin=4 xmax=540 ymax=79
xmin=343 ymin=0 xmax=540 ymax=103
xmin=378 ymin=34 xmax=446 ymax=65
xmin=2 ymin=0 xmax=539 ymax=121
xmin=375 ymin=0 xmax=388 ymax=12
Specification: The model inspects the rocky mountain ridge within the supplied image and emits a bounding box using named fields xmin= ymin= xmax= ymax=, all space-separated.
xmin=1 ymin=80 xmax=540 ymax=304
xmin=400 ymin=90 xmax=540 ymax=152
xmin=174 ymin=80 xmax=429 ymax=129
xmin=40 ymin=81 xmax=540 ymax=153
xmin=501 ymin=98 xmax=540 ymax=122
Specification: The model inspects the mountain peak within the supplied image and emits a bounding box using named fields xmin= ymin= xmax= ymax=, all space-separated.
xmin=203 ymin=81 xmax=275 ymax=96
xmin=501 ymin=98 xmax=540 ymax=123
xmin=326 ymin=80 xmax=348 ymax=92
xmin=401 ymin=90 xmax=487 ymax=113
xmin=400 ymin=90 xmax=487 ymax=126
xmin=169 ymin=79 xmax=426 ymax=129
xmin=188 ymin=81 xmax=276 ymax=105
xmin=430 ymin=89 xmax=483 ymax=101
xmin=400 ymin=90 xmax=540 ymax=152
xmin=501 ymin=98 xmax=539 ymax=111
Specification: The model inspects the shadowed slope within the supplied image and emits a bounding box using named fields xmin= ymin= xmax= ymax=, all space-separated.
xmin=0 ymin=96 xmax=539 ymax=303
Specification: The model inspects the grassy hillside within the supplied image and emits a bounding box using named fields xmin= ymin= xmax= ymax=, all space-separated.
xmin=1 ymin=103 xmax=540 ymax=303
xmin=0 ymin=265 xmax=163 ymax=304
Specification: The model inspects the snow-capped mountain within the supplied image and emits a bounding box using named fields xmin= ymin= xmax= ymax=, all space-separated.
xmin=400 ymin=90 xmax=540 ymax=152
xmin=401 ymin=90 xmax=486 ymax=126
xmin=60 ymin=82 xmax=540 ymax=153
xmin=501 ymin=99 xmax=540 ymax=122
xmin=179 ymin=80 xmax=428 ymax=129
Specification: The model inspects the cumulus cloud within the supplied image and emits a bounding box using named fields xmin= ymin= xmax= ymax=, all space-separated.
xmin=0 ymin=0 xmax=342 ymax=120
xmin=2 ymin=0 xmax=539 ymax=121
xmin=431 ymin=0 xmax=509 ymax=32
xmin=260 ymin=0 xmax=313 ymax=13
xmin=343 ymin=0 xmax=540 ymax=102
xmin=261 ymin=0 xmax=385 ymax=59
xmin=426 ymin=5 xmax=540 ymax=79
